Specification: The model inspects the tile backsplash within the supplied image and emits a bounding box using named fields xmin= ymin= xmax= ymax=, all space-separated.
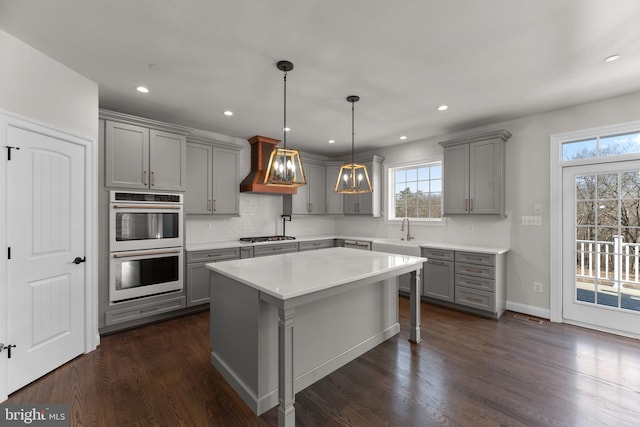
xmin=185 ymin=193 xmax=337 ymax=244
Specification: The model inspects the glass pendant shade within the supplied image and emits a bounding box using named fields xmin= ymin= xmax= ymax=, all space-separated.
xmin=264 ymin=60 xmax=307 ymax=188
xmin=264 ymin=147 xmax=306 ymax=187
xmin=334 ymin=162 xmax=372 ymax=193
xmin=335 ymin=95 xmax=372 ymax=194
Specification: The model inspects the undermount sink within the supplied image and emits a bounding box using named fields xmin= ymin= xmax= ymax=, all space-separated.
xmin=371 ymin=240 xmax=421 ymax=256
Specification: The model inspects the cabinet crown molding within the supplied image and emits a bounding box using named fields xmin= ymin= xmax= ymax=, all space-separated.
xmin=99 ymin=109 xmax=192 ymax=135
xmin=187 ymin=135 xmax=242 ymax=151
xmin=438 ymin=129 xmax=512 ymax=148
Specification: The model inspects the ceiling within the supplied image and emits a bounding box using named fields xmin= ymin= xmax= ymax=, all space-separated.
xmin=1 ymin=0 xmax=640 ymax=156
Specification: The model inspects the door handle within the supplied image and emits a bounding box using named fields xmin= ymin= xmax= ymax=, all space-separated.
xmin=72 ymin=256 xmax=86 ymax=264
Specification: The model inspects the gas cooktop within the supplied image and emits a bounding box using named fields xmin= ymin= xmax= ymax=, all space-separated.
xmin=239 ymin=236 xmax=296 ymax=243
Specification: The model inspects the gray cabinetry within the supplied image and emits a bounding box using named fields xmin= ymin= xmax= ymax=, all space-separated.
xmin=422 ymin=248 xmax=455 ymax=302
xmin=253 ymin=242 xmax=299 ymax=257
xmin=422 ymin=246 xmax=507 ymax=318
xmin=440 ymin=130 xmax=511 ymax=217
xmin=298 ymin=239 xmax=335 ymax=251
xmin=293 ymin=161 xmax=326 ymax=214
xmin=325 ymin=164 xmax=343 ymax=214
xmin=186 ymin=247 xmax=241 ymax=306
xmin=185 ymin=136 xmax=241 ymax=215
xmin=342 ymin=155 xmax=384 ymax=216
xmin=103 ymin=111 xmax=188 ymax=191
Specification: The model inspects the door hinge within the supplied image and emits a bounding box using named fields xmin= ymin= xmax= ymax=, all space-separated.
xmin=4 ymin=145 xmax=20 ymax=160
xmin=0 ymin=343 xmax=16 ymax=358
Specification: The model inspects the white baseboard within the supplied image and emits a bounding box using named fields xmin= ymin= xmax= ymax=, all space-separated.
xmin=506 ymin=301 xmax=550 ymax=319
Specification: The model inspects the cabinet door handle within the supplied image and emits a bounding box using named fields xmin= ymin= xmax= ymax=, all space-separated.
xmin=470 ymin=198 xmax=474 ymax=211
xmin=429 ymin=261 xmax=447 ymax=266
xmin=464 ymin=198 xmax=468 ymax=211
xmin=143 ymin=170 xmax=148 ymax=186
xmin=213 ymin=200 xmax=216 ymax=211
xmin=309 ymin=202 xmax=313 ymax=212
xmin=151 ymin=171 xmax=156 ymax=186
xmin=207 ymin=199 xmax=212 ymax=211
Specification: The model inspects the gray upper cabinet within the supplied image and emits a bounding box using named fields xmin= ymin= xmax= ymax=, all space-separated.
xmin=440 ymin=130 xmax=511 ymax=217
xmin=293 ymin=161 xmax=326 ymax=215
xmin=342 ymin=155 xmax=384 ymax=216
xmin=325 ymin=164 xmax=343 ymax=214
xmin=185 ymin=136 xmax=241 ymax=215
xmin=102 ymin=110 xmax=189 ymax=191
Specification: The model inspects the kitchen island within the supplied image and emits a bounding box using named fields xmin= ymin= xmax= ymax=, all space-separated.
xmin=206 ymin=247 xmax=426 ymax=427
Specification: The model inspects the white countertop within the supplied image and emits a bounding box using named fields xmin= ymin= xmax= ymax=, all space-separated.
xmin=187 ymin=234 xmax=509 ymax=255
xmin=206 ymin=247 xmax=427 ymax=300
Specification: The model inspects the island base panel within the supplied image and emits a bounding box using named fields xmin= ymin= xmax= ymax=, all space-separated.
xmin=210 ymin=273 xmax=399 ymax=415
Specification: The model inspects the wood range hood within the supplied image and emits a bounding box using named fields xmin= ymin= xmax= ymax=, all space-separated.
xmin=239 ymin=135 xmax=298 ymax=195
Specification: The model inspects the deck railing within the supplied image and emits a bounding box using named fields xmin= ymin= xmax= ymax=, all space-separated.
xmin=577 ymin=236 xmax=640 ymax=287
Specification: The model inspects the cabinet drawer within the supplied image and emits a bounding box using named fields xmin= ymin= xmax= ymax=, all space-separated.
xmin=422 ymin=248 xmax=454 ymax=261
xmin=253 ymin=242 xmax=299 ymax=257
xmin=455 ymin=262 xmax=495 ymax=279
xmin=105 ymin=296 xmax=186 ymax=326
xmin=455 ymin=251 xmax=495 ymax=266
xmin=187 ymin=247 xmax=240 ymax=263
xmin=455 ymin=274 xmax=495 ymax=292
xmin=455 ymin=287 xmax=495 ymax=312
xmin=298 ymin=239 xmax=335 ymax=251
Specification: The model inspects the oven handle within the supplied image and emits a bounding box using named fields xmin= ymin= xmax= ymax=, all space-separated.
xmin=112 ymin=204 xmax=182 ymax=210
xmin=113 ymin=248 xmax=182 ymax=258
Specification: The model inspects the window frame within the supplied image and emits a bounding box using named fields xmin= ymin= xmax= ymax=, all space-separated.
xmin=385 ymin=158 xmax=444 ymax=223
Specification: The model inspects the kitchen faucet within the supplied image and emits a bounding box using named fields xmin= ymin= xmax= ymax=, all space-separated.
xmin=281 ymin=214 xmax=291 ymax=237
xmin=401 ymin=218 xmax=414 ymax=241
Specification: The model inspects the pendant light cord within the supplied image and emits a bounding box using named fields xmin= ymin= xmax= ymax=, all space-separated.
xmin=283 ymin=71 xmax=287 ymax=149
xmin=351 ymin=100 xmax=355 ymax=164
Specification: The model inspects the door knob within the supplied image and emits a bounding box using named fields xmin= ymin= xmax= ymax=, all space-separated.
xmin=72 ymin=256 xmax=86 ymax=264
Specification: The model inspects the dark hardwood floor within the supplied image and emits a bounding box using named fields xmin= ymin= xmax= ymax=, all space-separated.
xmin=5 ymin=297 xmax=640 ymax=426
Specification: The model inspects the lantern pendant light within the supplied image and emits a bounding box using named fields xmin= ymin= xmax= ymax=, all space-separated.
xmin=264 ymin=60 xmax=306 ymax=187
xmin=334 ymin=95 xmax=372 ymax=194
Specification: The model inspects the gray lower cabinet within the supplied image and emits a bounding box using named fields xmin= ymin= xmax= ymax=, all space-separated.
xmin=422 ymin=248 xmax=455 ymax=302
xmin=298 ymin=239 xmax=335 ymax=251
xmin=422 ymin=247 xmax=507 ymax=318
xmin=105 ymin=294 xmax=186 ymax=326
xmin=186 ymin=247 xmax=241 ymax=306
xmin=253 ymin=242 xmax=299 ymax=257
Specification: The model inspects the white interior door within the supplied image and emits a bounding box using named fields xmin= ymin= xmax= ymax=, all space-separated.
xmin=562 ymin=160 xmax=640 ymax=337
xmin=6 ymin=124 xmax=86 ymax=393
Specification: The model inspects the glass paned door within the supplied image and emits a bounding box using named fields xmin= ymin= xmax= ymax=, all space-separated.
xmin=563 ymin=161 xmax=640 ymax=337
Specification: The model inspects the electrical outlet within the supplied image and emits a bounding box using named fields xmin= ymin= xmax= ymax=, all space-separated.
xmin=522 ymin=216 xmax=542 ymax=226
xmin=467 ymin=224 xmax=474 ymax=232
xmin=205 ymin=222 xmax=212 ymax=230
xmin=533 ymin=282 xmax=543 ymax=293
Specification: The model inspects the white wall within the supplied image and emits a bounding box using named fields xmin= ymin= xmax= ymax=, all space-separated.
xmin=0 ymin=30 xmax=98 ymax=139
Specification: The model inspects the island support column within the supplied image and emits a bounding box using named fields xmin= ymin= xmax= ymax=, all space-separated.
xmin=278 ymin=307 xmax=295 ymax=427
xmin=409 ymin=269 xmax=422 ymax=343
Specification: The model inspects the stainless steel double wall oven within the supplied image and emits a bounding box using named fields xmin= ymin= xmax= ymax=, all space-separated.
xmin=109 ymin=191 xmax=184 ymax=303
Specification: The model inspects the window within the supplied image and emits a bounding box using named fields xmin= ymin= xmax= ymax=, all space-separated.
xmin=388 ymin=161 xmax=442 ymax=220
xmin=562 ymin=132 xmax=640 ymax=161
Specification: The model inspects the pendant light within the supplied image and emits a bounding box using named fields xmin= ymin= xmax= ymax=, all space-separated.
xmin=264 ymin=60 xmax=306 ymax=187
xmin=334 ymin=95 xmax=372 ymax=194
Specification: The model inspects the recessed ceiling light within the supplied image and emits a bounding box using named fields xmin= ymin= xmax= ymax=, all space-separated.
xmin=328 ymin=139 xmax=335 ymax=144
xmin=283 ymin=127 xmax=291 ymax=132
xmin=400 ymin=136 xmax=407 ymax=140
xmin=136 ymin=86 xmax=149 ymax=93
xmin=604 ymin=55 xmax=620 ymax=63
xmin=223 ymin=110 xmax=233 ymax=116
xmin=148 ymin=64 xmax=159 ymax=70
xmin=437 ymin=105 xmax=448 ymax=111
